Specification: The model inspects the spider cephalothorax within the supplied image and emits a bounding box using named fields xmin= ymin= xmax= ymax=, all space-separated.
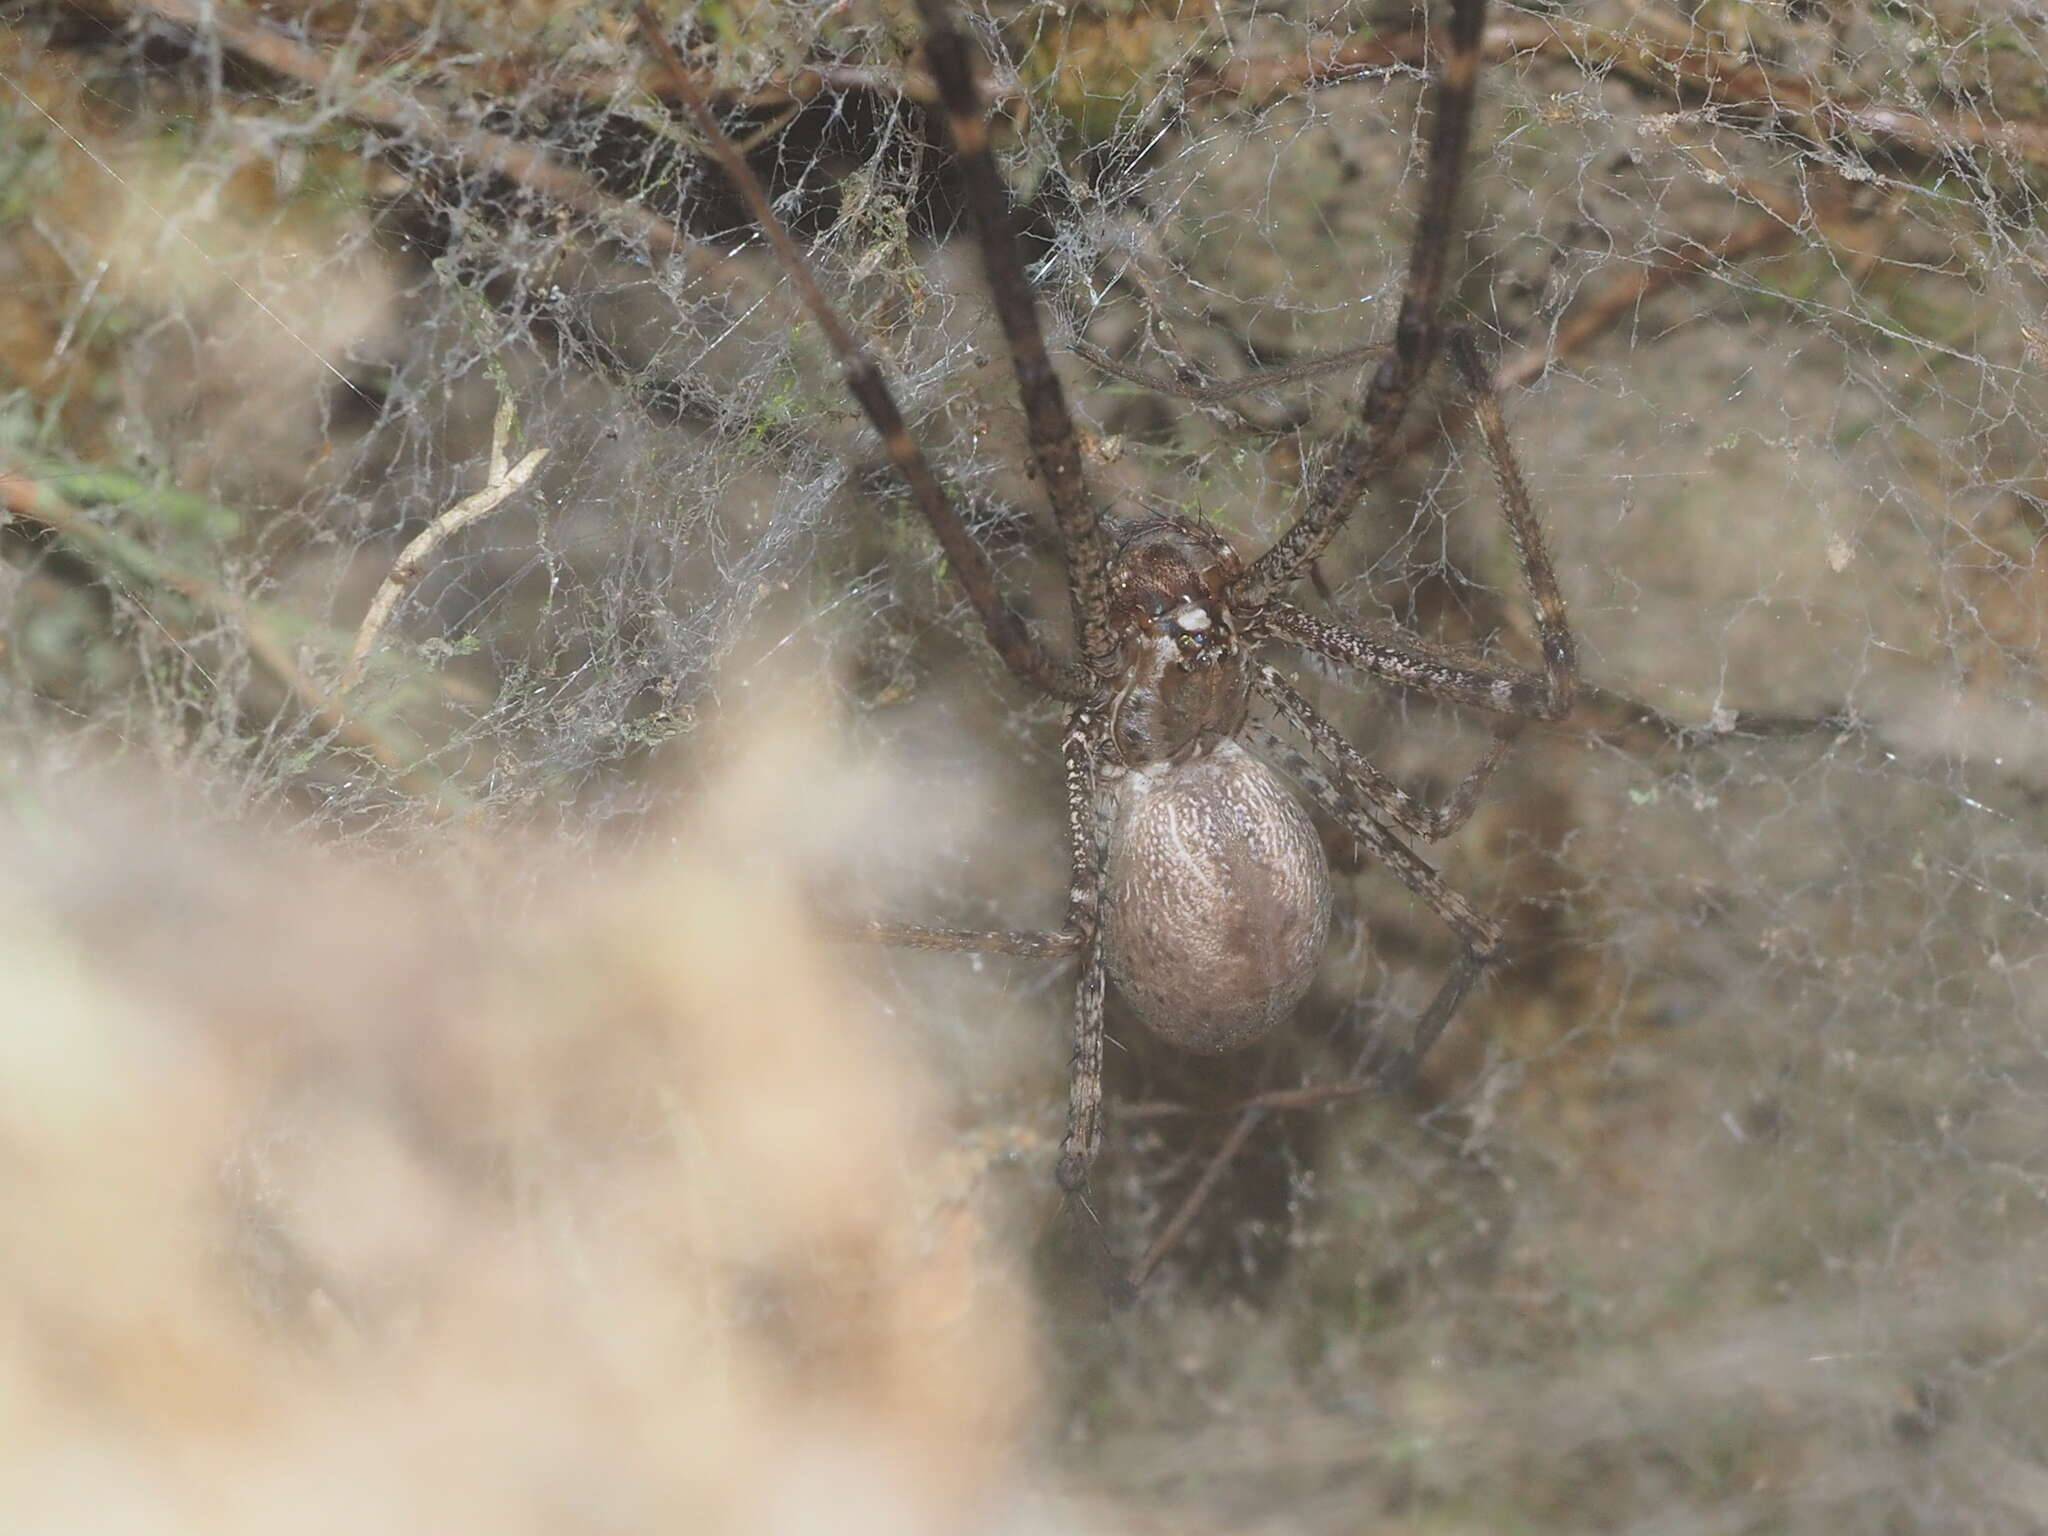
xmin=1105 ymin=515 xmax=1251 ymax=768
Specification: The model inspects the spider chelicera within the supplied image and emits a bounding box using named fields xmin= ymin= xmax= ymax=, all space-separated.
xmin=637 ymin=0 xmax=1577 ymax=1291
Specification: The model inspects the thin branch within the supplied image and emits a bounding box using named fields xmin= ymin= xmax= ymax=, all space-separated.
xmin=342 ymin=402 xmax=547 ymax=693
xmin=1130 ymin=1106 xmax=1269 ymax=1290
xmin=1187 ymin=16 xmax=2048 ymax=172
xmin=87 ymin=0 xmax=759 ymax=290
xmin=1184 ymin=18 xmax=1552 ymax=104
xmin=1495 ymin=207 xmax=1796 ymax=395
xmin=1071 ymin=336 xmax=1390 ymax=404
xmin=517 ymin=56 xmax=1027 ymax=120
xmin=1 ymin=469 xmax=467 ymax=818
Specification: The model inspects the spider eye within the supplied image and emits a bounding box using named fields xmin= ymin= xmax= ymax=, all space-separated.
xmin=1137 ymin=592 xmax=1171 ymax=619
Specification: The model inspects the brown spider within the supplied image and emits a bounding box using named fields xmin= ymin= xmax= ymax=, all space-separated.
xmin=636 ymin=0 xmax=1576 ymax=1290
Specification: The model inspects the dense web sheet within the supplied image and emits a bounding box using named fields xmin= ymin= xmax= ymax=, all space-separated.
xmin=3 ymin=0 xmax=2047 ymax=1527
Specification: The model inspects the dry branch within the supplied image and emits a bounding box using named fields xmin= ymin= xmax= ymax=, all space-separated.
xmin=87 ymin=0 xmax=760 ymax=291
xmin=1188 ymin=16 xmax=2048 ymax=173
xmin=0 ymin=469 xmax=465 ymax=817
xmin=342 ymin=404 xmax=547 ymax=694
xmin=1495 ymin=207 xmax=1798 ymax=395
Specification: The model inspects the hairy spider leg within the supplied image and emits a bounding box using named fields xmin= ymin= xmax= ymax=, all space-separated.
xmin=1238 ymin=0 xmax=1491 ymax=604
xmin=1235 ymin=330 xmax=1577 ymax=843
xmin=1056 ymin=711 xmax=1109 ymax=1192
xmin=813 ymin=713 xmax=1112 ymax=1207
xmin=833 ymin=923 xmax=1081 ymax=958
xmin=1253 ymin=330 xmax=1577 ymax=733
xmin=632 ymin=4 xmax=1090 ymax=701
xmin=916 ymin=0 xmax=1117 ymax=671
xmin=1446 ymin=330 xmax=1577 ymax=718
xmin=1256 ymin=664 xmax=1516 ymax=843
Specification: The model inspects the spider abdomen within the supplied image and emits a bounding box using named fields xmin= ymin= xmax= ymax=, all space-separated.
xmin=1101 ymin=740 xmax=1332 ymax=1054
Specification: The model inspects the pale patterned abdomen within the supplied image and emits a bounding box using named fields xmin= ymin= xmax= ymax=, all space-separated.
xmin=1101 ymin=740 xmax=1332 ymax=1054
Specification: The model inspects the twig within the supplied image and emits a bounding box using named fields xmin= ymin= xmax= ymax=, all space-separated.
xmin=342 ymin=400 xmax=547 ymax=693
xmin=1184 ymin=19 xmax=1555 ymax=104
xmin=1615 ymin=8 xmax=2048 ymax=173
xmin=1495 ymin=205 xmax=1797 ymax=394
xmin=86 ymin=0 xmax=760 ymax=290
xmin=1130 ymin=1106 xmax=1269 ymax=1290
xmin=0 ymin=469 xmax=466 ymax=817
xmin=1072 ymin=336 xmax=1390 ymax=403
xmin=1186 ymin=16 xmax=2048 ymax=173
xmin=490 ymin=53 xmax=1023 ymax=120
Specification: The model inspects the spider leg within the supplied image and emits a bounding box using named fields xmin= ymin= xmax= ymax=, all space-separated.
xmin=1246 ymin=713 xmax=1503 ymax=1071
xmin=825 ymin=715 xmax=1106 ymax=1209
xmin=1055 ymin=709 xmax=1109 ymax=1194
xmin=1257 ymin=662 xmax=1517 ymax=843
xmin=1258 ymin=332 xmax=1578 ymax=723
xmin=632 ymin=7 xmax=1088 ymax=701
xmin=1265 ymin=602 xmax=1551 ymax=715
xmin=917 ymin=0 xmax=1117 ymax=671
xmin=1446 ymin=330 xmax=1577 ymax=713
xmin=830 ymin=921 xmax=1080 ymax=958
xmin=1239 ymin=0 xmax=1490 ymax=603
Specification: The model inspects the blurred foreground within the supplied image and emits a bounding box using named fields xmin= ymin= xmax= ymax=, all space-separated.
xmin=0 ymin=726 xmax=1046 ymax=1535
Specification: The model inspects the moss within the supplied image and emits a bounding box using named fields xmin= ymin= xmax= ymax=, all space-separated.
xmin=1014 ymin=2 xmax=1192 ymax=147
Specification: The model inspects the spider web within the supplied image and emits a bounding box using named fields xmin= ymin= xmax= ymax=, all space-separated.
xmin=2 ymin=0 xmax=2045 ymax=1528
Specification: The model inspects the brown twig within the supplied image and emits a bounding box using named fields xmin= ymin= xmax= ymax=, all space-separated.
xmin=1185 ymin=18 xmax=1554 ymax=104
xmin=1 ymin=469 xmax=466 ymax=817
xmin=1186 ymin=16 xmax=2048 ymax=173
xmin=516 ymin=55 xmax=1025 ymax=121
xmin=1495 ymin=205 xmax=1798 ymax=394
xmin=1130 ymin=1106 xmax=1269 ymax=1290
xmin=342 ymin=399 xmax=547 ymax=694
xmin=86 ymin=0 xmax=757 ymax=289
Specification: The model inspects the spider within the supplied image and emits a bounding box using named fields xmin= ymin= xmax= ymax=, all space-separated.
xmin=636 ymin=0 xmax=1576 ymax=1289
